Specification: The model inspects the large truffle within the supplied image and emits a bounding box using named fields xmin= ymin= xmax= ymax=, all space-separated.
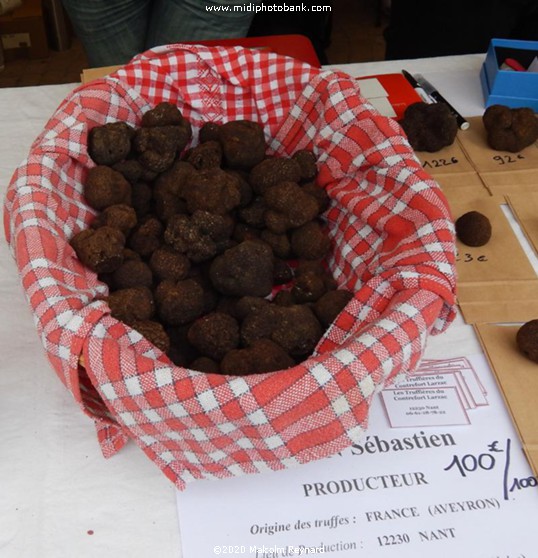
xmin=400 ymin=102 xmax=458 ymax=152
xmin=112 ymin=259 xmax=153 ymax=289
xmin=241 ymin=304 xmax=323 ymax=358
xmin=70 ymin=226 xmax=125 ymax=273
xmin=164 ymin=211 xmax=234 ymax=263
xmin=141 ymin=102 xmax=190 ymax=129
xmin=92 ymin=204 xmax=137 ymax=236
xmin=291 ymin=221 xmax=331 ymax=260
xmin=88 ymin=121 xmax=134 ymax=166
xmin=483 ymin=105 xmax=538 ymax=153
xmin=209 ymin=240 xmax=274 ymax=297
xmin=263 ymin=181 xmax=320 ymax=233
xmin=218 ymin=120 xmax=266 ymax=169
xmin=107 ymin=286 xmax=155 ymax=324
xmin=516 ymin=320 xmax=538 ymax=363
xmin=181 ymin=168 xmax=242 ymax=215
xmin=249 ymin=157 xmax=302 ymax=195
xmin=187 ymin=312 xmax=240 ymax=360
xmin=84 ymin=166 xmax=131 ymax=210
xmin=291 ymin=270 xmax=327 ymax=303
xmin=128 ymin=216 xmax=163 ymax=258
xmin=133 ymin=127 xmax=180 ymax=173
xmin=150 ymin=245 xmax=190 ymax=282
xmin=292 ymin=149 xmax=318 ymax=182
xmin=455 ymin=211 xmax=491 ymax=247
xmin=154 ymin=279 xmax=205 ymax=326
xmin=185 ymin=140 xmax=223 ymax=170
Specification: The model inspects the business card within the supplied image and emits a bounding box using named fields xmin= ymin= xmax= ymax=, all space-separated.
xmin=380 ymin=386 xmax=471 ymax=428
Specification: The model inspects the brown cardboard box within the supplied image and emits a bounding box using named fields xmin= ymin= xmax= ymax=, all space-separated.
xmin=0 ymin=0 xmax=48 ymax=59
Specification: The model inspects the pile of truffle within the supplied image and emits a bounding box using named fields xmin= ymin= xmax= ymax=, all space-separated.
xmin=71 ymin=102 xmax=353 ymax=375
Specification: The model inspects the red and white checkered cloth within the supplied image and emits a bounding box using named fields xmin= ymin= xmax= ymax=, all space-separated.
xmin=4 ymin=44 xmax=457 ymax=489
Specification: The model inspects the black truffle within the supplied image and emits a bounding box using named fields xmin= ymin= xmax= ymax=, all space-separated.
xmin=88 ymin=121 xmax=134 ymax=166
xmin=164 ymin=211 xmax=234 ymax=263
xmin=209 ymin=240 xmax=274 ymax=297
xmin=187 ymin=312 xmax=240 ymax=360
xmin=249 ymin=157 xmax=302 ymax=195
xmin=400 ymin=102 xmax=458 ymax=152
xmin=150 ymin=245 xmax=190 ymax=282
xmin=92 ymin=204 xmax=137 ymax=236
xmin=112 ymin=259 xmax=153 ymax=289
xmin=71 ymin=226 xmax=125 ymax=274
xmin=218 ymin=120 xmax=266 ymax=169
xmin=182 ymin=168 xmax=242 ymax=215
xmin=107 ymin=286 xmax=155 ymax=324
xmin=291 ymin=221 xmax=331 ymax=260
xmin=455 ymin=211 xmax=492 ymax=247
xmin=517 ymin=320 xmax=538 ymax=363
xmin=483 ymin=104 xmax=538 ymax=153
xmin=263 ymin=181 xmax=320 ymax=233
xmin=155 ymin=279 xmax=205 ymax=326
xmin=84 ymin=166 xmax=131 ymax=211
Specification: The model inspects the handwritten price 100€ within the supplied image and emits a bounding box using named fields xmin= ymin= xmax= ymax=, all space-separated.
xmin=444 ymin=439 xmax=537 ymax=500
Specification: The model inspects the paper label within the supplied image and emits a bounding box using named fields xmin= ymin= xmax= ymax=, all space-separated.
xmin=176 ymin=353 xmax=538 ymax=557
xmin=381 ymin=387 xmax=470 ymax=427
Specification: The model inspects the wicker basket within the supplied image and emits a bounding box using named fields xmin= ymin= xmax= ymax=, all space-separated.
xmin=3 ymin=44 xmax=456 ymax=489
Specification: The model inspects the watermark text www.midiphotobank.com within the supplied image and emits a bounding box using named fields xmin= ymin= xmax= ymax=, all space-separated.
xmin=206 ymin=3 xmax=332 ymax=13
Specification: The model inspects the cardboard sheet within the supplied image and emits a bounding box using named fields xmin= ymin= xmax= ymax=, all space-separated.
xmin=480 ymin=170 xmax=538 ymax=196
xmin=434 ymin=171 xmax=490 ymax=200
xmin=81 ymin=65 xmax=122 ymax=84
xmin=451 ymin=195 xmax=536 ymax=283
xmin=474 ymin=323 xmax=538 ymax=477
xmin=448 ymin=194 xmax=538 ymax=323
xmin=507 ymin=192 xmax=538 ymax=257
xmin=416 ymin=136 xmax=475 ymax=175
xmin=458 ymin=116 xmax=538 ymax=173
xmin=459 ymin=280 xmax=538 ymax=323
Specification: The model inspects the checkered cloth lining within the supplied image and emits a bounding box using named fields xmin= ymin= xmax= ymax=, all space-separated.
xmin=4 ymin=44 xmax=457 ymax=489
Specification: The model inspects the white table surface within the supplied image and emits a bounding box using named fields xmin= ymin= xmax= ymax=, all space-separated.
xmin=0 ymin=54 xmax=487 ymax=558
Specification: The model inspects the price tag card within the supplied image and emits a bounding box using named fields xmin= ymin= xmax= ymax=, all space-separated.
xmin=446 ymin=191 xmax=538 ymax=323
xmin=417 ymin=138 xmax=475 ymax=175
xmin=176 ymin=353 xmax=538 ymax=558
xmin=449 ymin=195 xmax=536 ymax=283
xmin=457 ymin=116 xmax=538 ymax=173
xmin=381 ymin=387 xmax=471 ymax=428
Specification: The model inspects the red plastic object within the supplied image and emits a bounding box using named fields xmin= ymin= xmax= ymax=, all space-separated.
xmin=357 ymin=73 xmax=423 ymax=121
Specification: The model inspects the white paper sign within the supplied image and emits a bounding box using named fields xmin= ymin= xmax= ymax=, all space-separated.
xmin=176 ymin=353 xmax=538 ymax=557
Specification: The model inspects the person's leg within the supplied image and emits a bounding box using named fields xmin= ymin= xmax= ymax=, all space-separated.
xmin=61 ymin=0 xmax=151 ymax=66
xmin=146 ymin=0 xmax=261 ymax=48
